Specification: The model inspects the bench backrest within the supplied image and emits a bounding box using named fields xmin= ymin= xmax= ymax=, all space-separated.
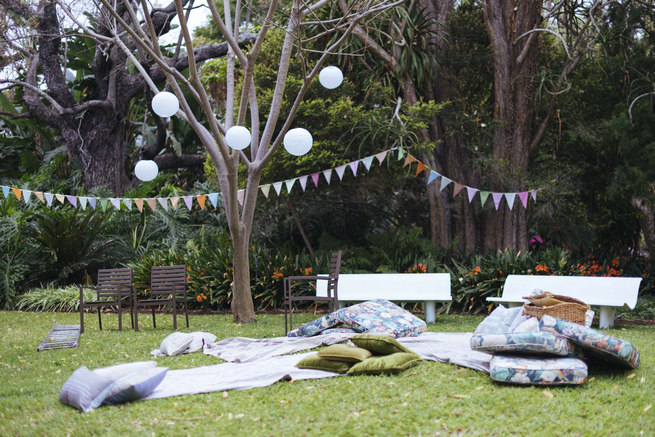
xmin=316 ymin=273 xmax=451 ymax=301
xmin=502 ymin=275 xmax=642 ymax=309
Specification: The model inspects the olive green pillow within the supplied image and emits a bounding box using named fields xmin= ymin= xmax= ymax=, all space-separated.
xmin=350 ymin=334 xmax=415 ymax=355
xmin=347 ymin=353 xmax=422 ymax=376
xmin=295 ymin=354 xmax=352 ymax=374
xmin=317 ymin=344 xmax=372 ymax=363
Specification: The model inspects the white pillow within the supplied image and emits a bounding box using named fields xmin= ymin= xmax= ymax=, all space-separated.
xmin=59 ymin=367 xmax=114 ymax=413
xmin=186 ymin=332 xmax=217 ymax=353
xmin=103 ymin=367 xmax=168 ymax=405
xmin=159 ymin=332 xmax=193 ymax=356
xmin=93 ymin=361 xmax=157 ymax=380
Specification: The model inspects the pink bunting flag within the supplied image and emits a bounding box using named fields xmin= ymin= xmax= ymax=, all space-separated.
xmin=466 ymin=187 xmax=478 ymax=203
xmin=375 ymin=151 xmax=388 ymax=164
xmin=183 ymin=196 xmax=193 ymax=210
xmin=298 ymin=175 xmax=308 ymax=191
xmin=518 ymin=191 xmax=529 ymax=208
xmin=453 ymin=183 xmax=465 ymax=197
xmin=66 ymin=195 xmax=77 ymax=208
xmin=348 ymin=161 xmax=359 ymax=177
xmin=157 ymin=197 xmax=169 ymax=211
xmin=134 ymin=198 xmax=144 ymax=212
xmin=505 ymin=193 xmax=516 ymax=210
xmin=322 ymin=169 xmax=332 ymax=184
xmin=311 ymin=173 xmax=320 ymax=187
xmin=492 ymin=193 xmax=503 ymax=210
xmin=146 ymin=198 xmax=157 ymax=211
xmin=335 ymin=165 xmax=347 ymax=180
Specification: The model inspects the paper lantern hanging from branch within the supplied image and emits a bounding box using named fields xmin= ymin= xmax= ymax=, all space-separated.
xmin=319 ymin=66 xmax=343 ymax=89
xmin=225 ymin=126 xmax=252 ymax=150
xmin=151 ymin=91 xmax=179 ymax=117
xmin=134 ymin=160 xmax=159 ymax=181
xmin=284 ymin=128 xmax=313 ymax=156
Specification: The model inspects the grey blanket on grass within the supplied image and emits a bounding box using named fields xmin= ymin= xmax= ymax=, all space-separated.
xmin=145 ymin=332 xmax=491 ymax=400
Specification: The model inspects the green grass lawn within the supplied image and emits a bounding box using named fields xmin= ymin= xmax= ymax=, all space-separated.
xmin=0 ymin=310 xmax=652 ymax=436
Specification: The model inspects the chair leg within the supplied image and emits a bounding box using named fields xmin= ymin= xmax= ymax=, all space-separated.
xmin=134 ymin=306 xmax=139 ymax=331
xmin=173 ymin=300 xmax=178 ymax=331
xmin=152 ymin=308 xmax=156 ymax=328
xmin=97 ymin=308 xmax=103 ymax=330
xmin=117 ymin=303 xmax=122 ymax=332
xmin=80 ymin=305 xmax=85 ymax=334
xmin=184 ymin=300 xmax=189 ymax=328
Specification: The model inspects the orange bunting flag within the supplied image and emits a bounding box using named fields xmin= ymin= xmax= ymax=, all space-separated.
xmin=146 ymin=198 xmax=157 ymax=211
xmin=170 ymin=196 xmax=180 ymax=210
xmin=11 ymin=188 xmax=22 ymax=201
xmin=34 ymin=191 xmax=45 ymax=203
xmin=197 ymin=194 xmax=207 ymax=210
xmin=415 ymin=161 xmax=427 ymax=176
xmin=134 ymin=198 xmax=144 ymax=212
xmin=403 ymin=154 xmax=417 ymax=168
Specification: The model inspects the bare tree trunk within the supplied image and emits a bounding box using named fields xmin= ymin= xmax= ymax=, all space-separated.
xmin=632 ymin=197 xmax=655 ymax=260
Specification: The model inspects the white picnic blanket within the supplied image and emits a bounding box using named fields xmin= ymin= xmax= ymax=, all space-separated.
xmin=144 ymin=332 xmax=492 ymax=400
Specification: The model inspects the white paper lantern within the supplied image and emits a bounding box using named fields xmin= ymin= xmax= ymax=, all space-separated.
xmin=225 ymin=126 xmax=252 ymax=150
xmin=318 ymin=66 xmax=343 ymax=89
xmin=284 ymin=128 xmax=313 ymax=156
xmin=151 ymin=91 xmax=179 ymax=117
xmin=134 ymin=159 xmax=159 ymax=181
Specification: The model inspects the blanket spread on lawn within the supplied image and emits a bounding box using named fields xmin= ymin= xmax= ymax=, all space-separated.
xmin=145 ymin=332 xmax=491 ymax=400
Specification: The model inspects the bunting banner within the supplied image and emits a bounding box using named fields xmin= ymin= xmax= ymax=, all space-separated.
xmin=0 ymin=147 xmax=541 ymax=213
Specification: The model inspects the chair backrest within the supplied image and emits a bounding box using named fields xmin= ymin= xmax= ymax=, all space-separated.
xmin=150 ymin=265 xmax=187 ymax=297
xmin=97 ymin=268 xmax=133 ymax=299
xmin=326 ymin=251 xmax=342 ymax=300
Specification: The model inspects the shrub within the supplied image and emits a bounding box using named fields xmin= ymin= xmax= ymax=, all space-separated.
xmin=14 ymin=285 xmax=95 ymax=312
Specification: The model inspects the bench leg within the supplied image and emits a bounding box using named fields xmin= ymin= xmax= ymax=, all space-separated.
xmin=598 ymin=306 xmax=615 ymax=329
xmin=424 ymin=301 xmax=436 ymax=323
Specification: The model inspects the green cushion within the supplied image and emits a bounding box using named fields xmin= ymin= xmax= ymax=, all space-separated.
xmin=350 ymin=334 xmax=415 ymax=355
xmin=347 ymin=353 xmax=422 ymax=376
xmin=295 ymin=354 xmax=352 ymax=374
xmin=317 ymin=344 xmax=372 ymax=363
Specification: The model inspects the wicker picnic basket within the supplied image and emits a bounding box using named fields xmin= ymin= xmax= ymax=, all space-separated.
xmin=522 ymin=291 xmax=590 ymax=325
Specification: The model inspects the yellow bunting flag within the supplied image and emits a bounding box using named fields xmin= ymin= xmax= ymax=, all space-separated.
xmin=197 ymin=194 xmax=207 ymax=210
xmin=11 ymin=188 xmax=21 ymax=201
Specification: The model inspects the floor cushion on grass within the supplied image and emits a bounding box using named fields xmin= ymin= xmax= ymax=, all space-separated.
xmin=59 ymin=367 xmax=115 ymax=413
xmin=346 ymin=352 xmax=422 ymax=376
xmin=318 ymin=344 xmax=372 ymax=362
xmin=538 ymin=315 xmax=640 ymax=369
xmin=287 ymin=299 xmax=426 ymax=338
xmin=470 ymin=332 xmax=576 ymax=357
xmin=350 ymin=333 xmax=417 ymax=355
xmin=295 ymin=353 xmax=353 ymax=374
xmin=103 ymin=367 xmax=168 ymax=405
xmin=489 ymin=355 xmax=588 ymax=385
xmin=93 ymin=361 xmax=157 ymax=380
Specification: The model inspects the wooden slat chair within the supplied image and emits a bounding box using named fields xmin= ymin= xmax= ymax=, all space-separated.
xmin=79 ymin=268 xmax=134 ymax=333
xmin=134 ymin=265 xmax=189 ymax=331
xmin=284 ymin=251 xmax=342 ymax=334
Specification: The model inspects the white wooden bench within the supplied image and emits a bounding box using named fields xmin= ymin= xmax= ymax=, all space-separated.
xmin=316 ymin=273 xmax=452 ymax=323
xmin=487 ymin=275 xmax=643 ymax=328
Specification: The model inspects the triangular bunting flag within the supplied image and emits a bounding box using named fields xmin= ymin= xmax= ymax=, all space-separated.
xmin=22 ymin=190 xmax=32 ymax=203
xmin=311 ymin=173 xmax=320 ymax=187
xmin=56 ymin=194 xmax=65 ymax=204
xmin=440 ymin=176 xmax=452 ymax=192
xmin=183 ymin=196 xmax=193 ymax=210
xmin=518 ymin=191 xmax=529 ymax=208
xmin=45 ymin=193 xmax=54 ymax=207
xmin=110 ymin=198 xmax=121 ymax=210
xmin=453 ymin=183 xmax=465 ymax=197
xmin=88 ymin=198 xmax=97 ymax=210
xmin=123 ymin=199 xmax=132 ymax=211
xmin=415 ymin=161 xmax=427 ymax=176
xmin=530 ymin=190 xmax=538 ymax=202
xmin=66 ymin=195 xmax=77 ymax=208
xmin=34 ymin=191 xmax=45 ymax=203
xmin=197 ymin=194 xmax=207 ymax=210
xmin=260 ymin=185 xmax=271 ymax=198
xmin=12 ymin=188 xmax=22 ymax=201
xmin=466 ymin=187 xmax=478 ymax=203
xmin=1 ymin=186 xmax=9 ymax=198
xmin=236 ymin=190 xmax=245 ymax=206
xmin=335 ymin=165 xmax=347 ymax=180
xmin=362 ymin=156 xmax=374 ymax=170
xmin=285 ymin=179 xmax=296 ymax=193
xmin=134 ymin=198 xmax=144 ymax=212
xmin=427 ymin=170 xmax=440 ymax=185
xmin=298 ymin=175 xmax=308 ymax=191
xmin=157 ymin=197 xmax=169 ymax=211
xmin=505 ymin=193 xmax=516 ymax=210
xmin=375 ymin=151 xmax=388 ymax=164
xmin=480 ymin=191 xmax=490 ymax=207
xmin=273 ymin=182 xmax=283 ymax=195
xmin=322 ymin=169 xmax=332 ymax=185
xmin=170 ymin=197 xmax=180 ymax=210
xmin=348 ymin=161 xmax=359 ymax=177
xmin=492 ymin=193 xmax=503 ymax=210
xmin=397 ymin=148 xmax=406 ymax=161
xmin=99 ymin=198 xmax=109 ymax=211
xmin=403 ymin=154 xmax=417 ymax=168
xmin=146 ymin=198 xmax=157 ymax=211
xmin=208 ymin=193 xmax=219 ymax=207
xmin=78 ymin=196 xmax=88 ymax=210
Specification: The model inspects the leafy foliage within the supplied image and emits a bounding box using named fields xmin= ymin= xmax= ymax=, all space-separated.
xmin=14 ymin=285 xmax=95 ymax=312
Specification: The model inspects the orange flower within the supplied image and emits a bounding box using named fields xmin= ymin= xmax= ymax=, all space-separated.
xmin=272 ymin=269 xmax=283 ymax=280
xmin=304 ymin=267 xmax=313 ymax=275
xmin=536 ymin=264 xmax=550 ymax=273
xmin=467 ymin=266 xmax=481 ymax=277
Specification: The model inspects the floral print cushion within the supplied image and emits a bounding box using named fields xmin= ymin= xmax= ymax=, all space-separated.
xmin=490 ymin=355 xmax=588 ymax=385
xmin=336 ymin=299 xmax=426 ymax=338
xmin=539 ymin=315 xmax=640 ymax=369
xmin=287 ymin=299 xmax=426 ymax=338
xmin=470 ymin=332 xmax=576 ymax=357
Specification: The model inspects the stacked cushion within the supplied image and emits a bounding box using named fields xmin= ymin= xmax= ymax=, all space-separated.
xmin=489 ymin=356 xmax=588 ymax=385
xmin=470 ymin=332 xmax=576 ymax=357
